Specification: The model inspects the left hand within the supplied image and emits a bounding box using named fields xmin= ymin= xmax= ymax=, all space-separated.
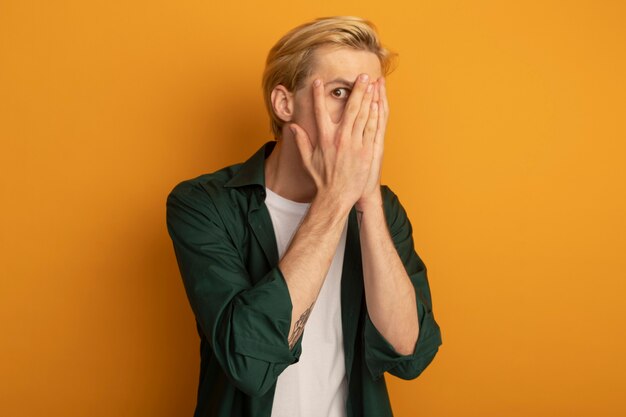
xmin=356 ymin=76 xmax=389 ymax=210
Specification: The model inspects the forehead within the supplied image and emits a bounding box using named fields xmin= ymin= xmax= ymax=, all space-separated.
xmin=309 ymin=44 xmax=382 ymax=82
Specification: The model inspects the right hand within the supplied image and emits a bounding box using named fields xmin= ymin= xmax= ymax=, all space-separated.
xmin=289 ymin=73 xmax=380 ymax=208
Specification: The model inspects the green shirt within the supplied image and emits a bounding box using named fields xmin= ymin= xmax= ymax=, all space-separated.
xmin=166 ymin=140 xmax=443 ymax=417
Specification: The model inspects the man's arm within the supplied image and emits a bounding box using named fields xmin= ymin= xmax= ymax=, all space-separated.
xmin=351 ymin=76 xmax=441 ymax=377
xmin=357 ymin=196 xmax=419 ymax=355
xmin=283 ymin=72 xmax=379 ymax=348
xmin=279 ymin=192 xmax=350 ymax=349
xmin=354 ymin=76 xmax=420 ymax=355
xmin=166 ymin=182 xmax=300 ymax=398
xmin=360 ymin=186 xmax=443 ymax=381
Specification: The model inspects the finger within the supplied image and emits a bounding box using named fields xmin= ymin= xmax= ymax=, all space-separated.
xmin=374 ymin=84 xmax=387 ymax=147
xmin=373 ymin=78 xmax=380 ymax=103
xmin=290 ymin=123 xmax=313 ymax=168
xmin=352 ymin=82 xmax=375 ymax=142
xmin=380 ymin=77 xmax=389 ymax=116
xmin=363 ymin=99 xmax=378 ymax=148
xmin=311 ymin=78 xmax=331 ymax=146
xmin=338 ymin=73 xmax=371 ymax=136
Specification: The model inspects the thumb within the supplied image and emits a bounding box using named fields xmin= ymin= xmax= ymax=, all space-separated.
xmin=290 ymin=123 xmax=313 ymax=164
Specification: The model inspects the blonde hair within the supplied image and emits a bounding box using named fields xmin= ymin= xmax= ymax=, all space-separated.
xmin=261 ymin=16 xmax=398 ymax=140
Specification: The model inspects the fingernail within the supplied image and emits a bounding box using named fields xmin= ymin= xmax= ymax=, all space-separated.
xmin=366 ymin=83 xmax=373 ymax=93
xmin=313 ymin=79 xmax=321 ymax=87
xmin=360 ymin=74 xmax=369 ymax=82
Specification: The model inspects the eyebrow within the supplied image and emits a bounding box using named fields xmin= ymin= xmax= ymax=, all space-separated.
xmin=325 ymin=77 xmax=356 ymax=87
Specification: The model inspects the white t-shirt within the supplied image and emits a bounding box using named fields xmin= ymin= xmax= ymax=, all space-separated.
xmin=265 ymin=186 xmax=349 ymax=417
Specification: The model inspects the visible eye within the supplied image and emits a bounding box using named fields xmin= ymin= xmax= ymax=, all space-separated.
xmin=330 ymin=87 xmax=351 ymax=99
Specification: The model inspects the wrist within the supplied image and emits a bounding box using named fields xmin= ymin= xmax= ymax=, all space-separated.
xmin=356 ymin=189 xmax=383 ymax=211
xmin=311 ymin=191 xmax=353 ymax=219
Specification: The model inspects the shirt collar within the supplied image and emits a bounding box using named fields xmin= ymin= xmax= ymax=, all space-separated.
xmin=223 ymin=140 xmax=277 ymax=189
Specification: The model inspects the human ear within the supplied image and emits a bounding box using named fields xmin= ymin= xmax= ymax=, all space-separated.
xmin=270 ymin=84 xmax=294 ymax=122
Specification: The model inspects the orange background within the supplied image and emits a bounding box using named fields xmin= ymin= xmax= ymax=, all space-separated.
xmin=1 ymin=1 xmax=625 ymax=416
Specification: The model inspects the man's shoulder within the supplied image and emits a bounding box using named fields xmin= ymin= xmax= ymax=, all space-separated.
xmin=167 ymin=140 xmax=272 ymax=207
xmin=171 ymin=160 xmax=247 ymax=193
xmin=166 ymin=161 xmax=246 ymax=213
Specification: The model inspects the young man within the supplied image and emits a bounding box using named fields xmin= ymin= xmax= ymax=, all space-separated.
xmin=166 ymin=16 xmax=442 ymax=417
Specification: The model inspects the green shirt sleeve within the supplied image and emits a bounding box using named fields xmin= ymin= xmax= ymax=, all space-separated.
xmin=363 ymin=185 xmax=443 ymax=381
xmin=166 ymin=180 xmax=302 ymax=397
